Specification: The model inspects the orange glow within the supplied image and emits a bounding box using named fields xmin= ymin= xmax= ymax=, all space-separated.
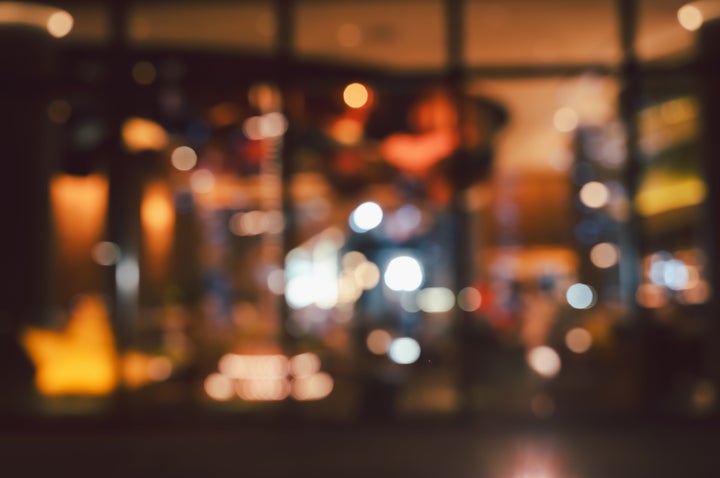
xmin=122 ymin=117 xmax=168 ymax=153
xmin=121 ymin=352 xmax=173 ymax=388
xmin=51 ymin=174 xmax=108 ymax=261
xmin=141 ymin=181 xmax=175 ymax=277
xmin=343 ymin=82 xmax=369 ymax=109
xmin=22 ymin=295 xmax=118 ymax=396
xmin=366 ymin=329 xmax=392 ymax=355
xmin=380 ymin=129 xmax=457 ymax=174
xmin=46 ymin=10 xmax=73 ymax=38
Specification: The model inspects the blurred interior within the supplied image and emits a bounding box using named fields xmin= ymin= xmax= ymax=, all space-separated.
xmin=2 ymin=0 xmax=720 ymax=475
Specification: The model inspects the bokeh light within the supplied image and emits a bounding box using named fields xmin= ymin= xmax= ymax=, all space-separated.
xmin=343 ymin=82 xmax=369 ymax=109
xmin=590 ymin=242 xmax=620 ymax=268
xmin=349 ymin=201 xmax=383 ymax=233
xmin=384 ymin=255 xmax=423 ymax=292
xmin=366 ymin=329 xmax=392 ymax=355
xmin=46 ymin=10 xmax=73 ymax=38
xmin=190 ymin=169 xmax=215 ymax=194
xmin=91 ymin=241 xmax=121 ymax=266
xmin=579 ymin=181 xmax=610 ymax=208
xmin=204 ymin=373 xmax=235 ymax=401
xmin=289 ymin=353 xmax=321 ymax=378
xmin=337 ymin=23 xmax=362 ymax=48
xmin=458 ymin=286 xmax=483 ymax=312
xmin=565 ymin=327 xmax=593 ymax=353
xmin=292 ymin=372 xmax=334 ymax=401
xmin=566 ymin=283 xmax=596 ymax=309
xmin=417 ymin=287 xmax=455 ymax=313
xmin=171 ymin=145 xmax=198 ymax=171
xmin=553 ymin=106 xmax=579 ymax=132
xmin=388 ymin=337 xmax=421 ymax=364
xmin=527 ymin=346 xmax=561 ymax=378
xmin=678 ymin=4 xmax=703 ymax=31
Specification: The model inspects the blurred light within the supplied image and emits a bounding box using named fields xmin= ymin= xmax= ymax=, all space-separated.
xmin=243 ymin=113 xmax=288 ymax=140
xmin=418 ymin=287 xmax=455 ymax=313
xmin=384 ymin=255 xmax=423 ymax=292
xmin=636 ymin=283 xmax=668 ymax=308
xmin=566 ymin=283 xmax=596 ymax=309
xmin=47 ymin=99 xmax=71 ymax=124
xmin=579 ymin=181 xmax=609 ymax=208
xmin=349 ymin=201 xmax=383 ymax=232
xmin=531 ymin=393 xmax=555 ymax=419
xmin=553 ymin=106 xmax=579 ymax=132
xmin=337 ymin=23 xmax=362 ymax=48
xmin=395 ymin=204 xmax=422 ymax=231
xmin=458 ymin=286 xmax=483 ymax=312
xmin=292 ymin=372 xmax=334 ymax=401
xmin=354 ymin=261 xmax=380 ymax=289
xmin=147 ymin=356 xmax=173 ymax=381
xmin=289 ymin=352 xmax=321 ymax=378
xmin=238 ymin=378 xmax=290 ymax=401
xmin=366 ymin=329 xmax=392 ymax=355
xmin=286 ymin=277 xmax=316 ymax=309
xmin=388 ymin=337 xmax=421 ymax=364
xmin=132 ymin=61 xmax=156 ymax=85
xmin=91 ymin=241 xmax=121 ymax=266
xmin=636 ymin=177 xmax=706 ymax=216
xmin=343 ymin=82 xmax=369 ymax=109
xmin=142 ymin=183 xmax=174 ymax=232
xmin=400 ymin=292 xmax=421 ymax=313
xmin=692 ymin=379 xmax=716 ymax=414
xmin=565 ymin=327 xmax=593 ymax=353
xmin=680 ymin=279 xmax=712 ymax=304
xmin=230 ymin=210 xmax=265 ymax=236
xmin=267 ymin=268 xmax=286 ymax=294
xmin=171 ymin=146 xmax=198 ymax=171
xmin=122 ymin=117 xmax=168 ymax=153
xmin=342 ymin=251 xmax=367 ymax=269
xmin=190 ymin=169 xmax=215 ymax=193
xmin=590 ymin=242 xmax=620 ymax=268
xmin=678 ymin=4 xmax=704 ymax=31
xmin=204 ymin=373 xmax=234 ymax=401
xmin=329 ymin=117 xmax=364 ymax=145
xmin=22 ymin=295 xmax=118 ymax=396
xmin=116 ymin=257 xmax=140 ymax=294
xmin=664 ymin=259 xmax=690 ymax=290
xmin=46 ymin=10 xmax=73 ymax=38
xmin=527 ymin=346 xmax=561 ymax=378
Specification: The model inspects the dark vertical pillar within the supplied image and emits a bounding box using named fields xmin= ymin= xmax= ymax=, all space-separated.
xmin=0 ymin=26 xmax=56 ymax=414
xmin=697 ymin=19 xmax=720 ymax=407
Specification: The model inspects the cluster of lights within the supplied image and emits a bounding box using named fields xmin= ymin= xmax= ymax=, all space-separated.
xmin=229 ymin=210 xmax=284 ymax=236
xmin=204 ymin=352 xmax=333 ymax=402
xmin=637 ymin=250 xmax=711 ymax=308
xmin=242 ymin=112 xmax=288 ymax=140
xmin=366 ymin=330 xmax=422 ymax=365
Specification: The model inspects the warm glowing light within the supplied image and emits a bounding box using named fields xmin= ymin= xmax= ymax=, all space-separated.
xmin=190 ymin=169 xmax=215 ymax=193
xmin=417 ymin=287 xmax=455 ymax=313
xmin=343 ymin=82 xmax=369 ymax=109
xmin=121 ymin=352 xmax=172 ymax=388
xmin=285 ymin=276 xmax=316 ymax=309
xmin=219 ymin=354 xmax=288 ymax=379
xmin=384 ymin=255 xmax=423 ymax=292
xmin=238 ymin=378 xmax=290 ymax=401
xmin=132 ymin=61 xmax=156 ymax=85
xmin=354 ymin=261 xmax=381 ymax=289
xmin=337 ymin=23 xmax=362 ymax=48
xmin=147 ymin=356 xmax=173 ymax=381
xmin=46 ymin=10 xmax=73 ymax=38
xmin=636 ymin=177 xmax=706 ymax=216
xmin=47 ymin=99 xmax=71 ymax=124
xmin=388 ymin=337 xmax=421 ymax=364
xmin=366 ymin=329 xmax=392 ymax=355
xmin=243 ymin=113 xmax=288 ymax=140
xmin=290 ymin=352 xmax=321 ymax=378
xmin=204 ymin=373 xmax=235 ymax=401
xmin=527 ymin=346 xmax=561 ymax=378
xmin=91 ymin=241 xmax=121 ymax=266
xmin=267 ymin=268 xmax=286 ymax=294
xmin=565 ymin=327 xmax=593 ymax=353
xmin=292 ymin=372 xmax=334 ymax=401
xmin=553 ymin=106 xmax=579 ymax=132
xmin=122 ymin=117 xmax=168 ymax=153
xmin=22 ymin=295 xmax=118 ymax=395
xmin=566 ymin=283 xmax=596 ymax=309
xmin=636 ymin=283 xmax=669 ymax=308
xmin=579 ymin=181 xmax=610 ymax=208
xmin=678 ymin=4 xmax=704 ymax=31
xmin=171 ymin=146 xmax=198 ymax=171
xmin=141 ymin=182 xmax=175 ymax=277
xmin=349 ymin=201 xmax=383 ymax=232
xmin=590 ymin=242 xmax=620 ymax=269
xmin=458 ymin=287 xmax=482 ymax=312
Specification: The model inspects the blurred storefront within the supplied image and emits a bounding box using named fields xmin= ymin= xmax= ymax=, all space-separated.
xmin=1 ymin=0 xmax=719 ymax=424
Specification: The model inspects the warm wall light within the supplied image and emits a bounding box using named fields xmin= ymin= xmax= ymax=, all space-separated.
xmin=122 ymin=117 xmax=168 ymax=153
xmin=0 ymin=2 xmax=73 ymax=38
xmin=343 ymin=82 xmax=369 ymax=109
xmin=141 ymin=181 xmax=175 ymax=278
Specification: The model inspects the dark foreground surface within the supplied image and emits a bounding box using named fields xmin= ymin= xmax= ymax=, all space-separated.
xmin=1 ymin=415 xmax=719 ymax=478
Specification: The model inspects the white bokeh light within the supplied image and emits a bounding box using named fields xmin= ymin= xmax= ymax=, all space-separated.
xmin=384 ymin=255 xmax=423 ymax=292
xmin=527 ymin=346 xmax=561 ymax=378
xmin=566 ymin=283 xmax=596 ymax=309
xmin=388 ymin=337 xmax=421 ymax=364
xmin=349 ymin=201 xmax=383 ymax=233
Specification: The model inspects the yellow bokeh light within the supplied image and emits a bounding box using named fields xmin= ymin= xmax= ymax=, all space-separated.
xmin=343 ymin=82 xmax=369 ymax=109
xmin=46 ymin=11 xmax=73 ymax=38
xmin=22 ymin=295 xmax=118 ymax=396
xmin=122 ymin=117 xmax=168 ymax=153
xmin=678 ymin=4 xmax=704 ymax=31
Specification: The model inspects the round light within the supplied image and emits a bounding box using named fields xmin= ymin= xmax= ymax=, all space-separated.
xmin=458 ymin=286 xmax=483 ymax=312
xmin=91 ymin=241 xmax=121 ymax=266
xmin=190 ymin=169 xmax=215 ymax=194
xmin=527 ymin=346 xmax=561 ymax=378
xmin=417 ymin=287 xmax=455 ymax=313
xmin=171 ymin=146 xmax=198 ymax=171
xmin=565 ymin=327 xmax=593 ymax=353
xmin=343 ymin=82 xmax=369 ymax=109
xmin=349 ymin=201 xmax=383 ymax=232
xmin=388 ymin=337 xmax=421 ymax=364
xmin=678 ymin=4 xmax=704 ymax=31
xmin=384 ymin=255 xmax=423 ymax=292
xmin=46 ymin=11 xmax=73 ymax=38
xmin=590 ymin=242 xmax=620 ymax=268
xmin=579 ymin=181 xmax=610 ymax=208
xmin=366 ymin=329 xmax=392 ymax=355
xmin=553 ymin=106 xmax=579 ymax=132
xmin=204 ymin=373 xmax=234 ymax=401
xmin=566 ymin=283 xmax=596 ymax=309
